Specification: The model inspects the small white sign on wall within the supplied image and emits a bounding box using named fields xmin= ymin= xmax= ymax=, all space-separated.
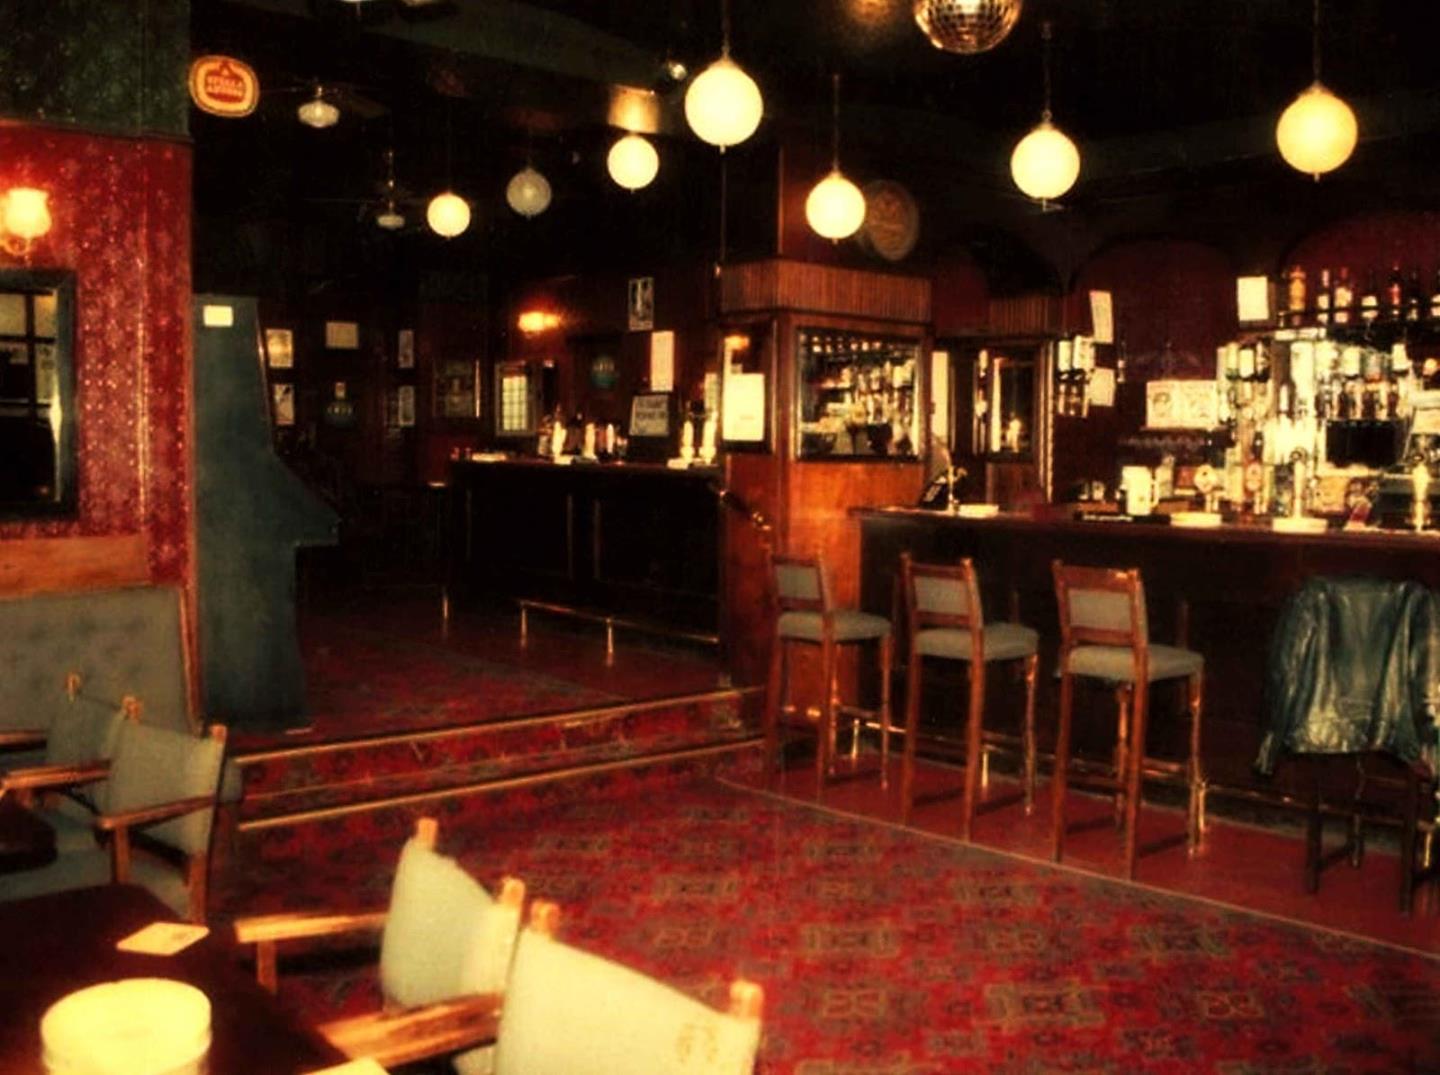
xmin=650 ymin=330 xmax=675 ymax=391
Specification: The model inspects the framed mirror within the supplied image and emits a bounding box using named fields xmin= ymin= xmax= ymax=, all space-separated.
xmin=0 ymin=269 xmax=76 ymax=516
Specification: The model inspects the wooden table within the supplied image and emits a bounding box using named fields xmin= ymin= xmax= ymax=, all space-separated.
xmin=0 ymin=885 xmax=345 ymax=1074
xmin=0 ymin=796 xmax=54 ymax=873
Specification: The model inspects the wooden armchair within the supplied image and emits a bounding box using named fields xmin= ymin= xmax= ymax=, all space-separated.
xmin=233 ymin=817 xmax=525 ymax=1070
xmin=494 ymin=901 xmax=765 ymax=1075
xmin=0 ymin=719 xmax=228 ymax=923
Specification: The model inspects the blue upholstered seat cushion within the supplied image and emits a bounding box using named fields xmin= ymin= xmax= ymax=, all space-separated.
xmin=777 ymin=609 xmax=890 ymax=643
xmin=494 ymin=931 xmax=761 ymax=1075
xmin=1066 ymin=643 xmax=1203 ymax=682
xmin=915 ymin=622 xmax=1038 ymax=662
xmin=379 ymin=837 xmax=521 ymax=1009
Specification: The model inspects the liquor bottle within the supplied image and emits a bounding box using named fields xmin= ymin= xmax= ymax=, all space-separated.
xmin=1315 ymin=268 xmax=1332 ymax=325
xmin=1360 ymin=270 xmax=1380 ymax=324
xmin=1285 ymin=265 xmax=1307 ymax=327
xmin=1430 ymin=267 xmax=1440 ymax=321
xmin=1386 ymin=263 xmax=1404 ymax=320
xmin=1255 ymin=339 xmax=1271 ymax=380
xmin=1333 ymin=266 xmax=1354 ymax=325
xmin=1405 ymin=267 xmax=1424 ymax=322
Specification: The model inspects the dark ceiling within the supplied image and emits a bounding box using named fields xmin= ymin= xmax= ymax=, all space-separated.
xmin=191 ymin=0 xmax=1440 ymax=297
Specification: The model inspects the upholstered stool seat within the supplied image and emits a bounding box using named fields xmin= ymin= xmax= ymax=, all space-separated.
xmin=1051 ymin=561 xmax=1206 ymax=880
xmin=765 ymin=554 xmax=893 ymax=797
xmin=777 ymin=609 xmax=891 ymax=644
xmin=901 ymin=555 xmax=1039 ymax=837
xmin=1066 ymin=643 xmax=1203 ymax=682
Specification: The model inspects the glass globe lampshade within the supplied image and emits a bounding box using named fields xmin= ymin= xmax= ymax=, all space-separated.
xmin=426 ymin=191 xmax=471 ymax=238
xmin=914 ymin=0 xmax=1023 ymax=55
xmin=297 ymin=93 xmax=340 ymax=129
xmin=1276 ymin=82 xmax=1357 ymax=179
xmin=1010 ymin=119 xmax=1081 ymax=201
xmin=505 ymin=166 xmax=552 ymax=218
xmin=607 ymin=134 xmax=659 ymax=191
xmin=375 ymin=202 xmax=405 ymax=231
xmin=684 ymin=56 xmax=764 ymax=148
xmin=805 ymin=169 xmax=866 ymax=241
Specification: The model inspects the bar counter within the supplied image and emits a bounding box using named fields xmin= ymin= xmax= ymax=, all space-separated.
xmin=856 ymin=507 xmax=1440 ymax=802
xmin=449 ymin=458 xmax=721 ymax=639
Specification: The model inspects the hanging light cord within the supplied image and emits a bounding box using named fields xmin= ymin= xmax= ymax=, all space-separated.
xmin=1311 ymin=0 xmax=1322 ymax=84
xmin=829 ymin=72 xmax=842 ymax=170
xmin=1041 ymin=19 xmax=1054 ymax=123
xmin=721 ymin=0 xmax=732 ymax=57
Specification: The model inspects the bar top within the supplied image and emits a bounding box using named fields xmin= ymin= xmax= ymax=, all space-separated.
xmin=854 ymin=504 xmax=1440 ymax=553
xmin=452 ymin=456 xmax=720 ymax=480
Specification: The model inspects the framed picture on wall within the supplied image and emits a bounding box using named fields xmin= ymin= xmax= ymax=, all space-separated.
xmin=271 ymin=382 xmax=295 ymax=426
xmin=397 ymin=328 xmax=415 ymax=369
xmin=627 ymin=276 xmax=654 ymax=332
xmin=264 ymin=327 xmax=293 ymax=369
xmin=397 ymin=385 xmax=416 ymax=427
xmin=438 ymin=359 xmax=478 ymax=418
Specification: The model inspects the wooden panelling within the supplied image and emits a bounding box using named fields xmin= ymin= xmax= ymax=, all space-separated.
xmin=721 ymin=260 xmax=931 ymax=324
xmin=987 ymin=293 xmax=1062 ymax=337
xmin=0 ymin=534 xmax=149 ymax=596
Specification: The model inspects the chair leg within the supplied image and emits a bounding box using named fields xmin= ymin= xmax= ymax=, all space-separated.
xmin=960 ymin=658 xmax=986 ymax=843
xmin=1022 ymin=653 xmax=1038 ymax=814
xmin=878 ymin=634 xmax=893 ymax=790
xmin=1186 ymin=671 xmax=1205 ymax=850
xmin=1113 ymin=685 xmax=1131 ymax=829
xmin=1122 ymin=682 xmax=1149 ymax=881
xmin=1052 ymin=670 xmax=1075 ymax=863
xmin=902 ymin=648 xmax=922 ymax=825
xmin=817 ymin=637 xmax=836 ymax=796
xmin=764 ymin=633 xmax=784 ymax=785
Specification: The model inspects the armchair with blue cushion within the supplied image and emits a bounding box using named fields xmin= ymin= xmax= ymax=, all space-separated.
xmin=0 ymin=718 xmax=228 ymax=922
xmin=1256 ymin=575 xmax=1440 ymax=912
xmin=233 ymin=817 xmax=525 ymax=1071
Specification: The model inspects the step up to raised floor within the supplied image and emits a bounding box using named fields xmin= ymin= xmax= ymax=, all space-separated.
xmin=232 ymin=688 xmax=763 ymax=831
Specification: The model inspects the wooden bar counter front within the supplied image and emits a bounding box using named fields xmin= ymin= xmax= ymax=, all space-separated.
xmin=857 ymin=507 xmax=1440 ymax=804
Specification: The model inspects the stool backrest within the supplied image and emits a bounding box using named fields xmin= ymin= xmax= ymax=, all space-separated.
xmin=902 ymin=554 xmax=984 ymax=641
xmin=1052 ymin=561 xmax=1147 ymax=651
xmin=771 ymin=554 xmax=831 ymax=615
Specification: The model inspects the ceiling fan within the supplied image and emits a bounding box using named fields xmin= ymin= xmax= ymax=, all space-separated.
xmin=272 ymin=78 xmax=389 ymax=128
xmin=310 ymin=148 xmax=427 ymax=233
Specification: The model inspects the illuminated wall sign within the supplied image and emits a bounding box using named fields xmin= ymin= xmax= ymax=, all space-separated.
xmin=188 ymin=55 xmax=259 ymax=118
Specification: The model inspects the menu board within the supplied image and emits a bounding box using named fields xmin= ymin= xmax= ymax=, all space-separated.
xmin=629 ymin=392 xmax=671 ymax=437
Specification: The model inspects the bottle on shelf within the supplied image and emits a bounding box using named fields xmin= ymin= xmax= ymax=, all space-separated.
xmin=1405 ymin=267 xmax=1424 ymax=322
xmin=1430 ymin=267 xmax=1440 ymax=322
xmin=1333 ymin=266 xmax=1354 ymax=325
xmin=1285 ymin=265 xmax=1307 ymax=327
xmin=1360 ymin=269 xmax=1380 ymax=324
xmin=1315 ymin=267 xmax=1332 ymax=325
xmin=1386 ymin=262 xmax=1404 ymax=321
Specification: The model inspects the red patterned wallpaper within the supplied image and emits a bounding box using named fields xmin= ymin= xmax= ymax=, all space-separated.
xmin=0 ymin=125 xmax=192 ymax=586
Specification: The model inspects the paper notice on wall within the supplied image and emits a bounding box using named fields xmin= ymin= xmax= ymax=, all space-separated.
xmin=650 ymin=330 xmax=675 ymax=391
xmin=1236 ymin=276 xmax=1271 ymax=324
xmin=1088 ymin=291 xmax=1114 ymax=344
xmin=1087 ymin=367 xmax=1116 ymax=408
xmin=722 ymin=372 xmax=766 ymax=443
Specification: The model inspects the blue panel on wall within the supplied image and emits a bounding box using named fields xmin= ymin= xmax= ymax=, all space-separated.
xmin=193 ymin=294 xmax=337 ymax=731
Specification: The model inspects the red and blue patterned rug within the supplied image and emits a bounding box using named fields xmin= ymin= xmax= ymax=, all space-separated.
xmin=224 ymin=778 xmax=1440 ymax=1073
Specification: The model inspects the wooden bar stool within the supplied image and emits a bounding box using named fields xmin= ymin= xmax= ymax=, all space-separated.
xmin=1051 ymin=561 xmax=1205 ymax=879
xmin=764 ymin=554 xmax=893 ymax=796
xmin=900 ymin=554 xmax=1039 ymax=837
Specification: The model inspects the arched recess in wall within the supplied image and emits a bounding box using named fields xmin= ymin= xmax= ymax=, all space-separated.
xmin=1279 ymin=210 xmax=1440 ymax=301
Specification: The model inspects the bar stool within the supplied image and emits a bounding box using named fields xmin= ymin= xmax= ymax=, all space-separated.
xmin=764 ymin=554 xmax=893 ymax=795
xmin=900 ymin=554 xmax=1039 ymax=837
xmin=1051 ymin=561 xmax=1205 ymax=879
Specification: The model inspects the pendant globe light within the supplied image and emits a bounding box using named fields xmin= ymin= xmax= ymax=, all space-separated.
xmin=914 ymin=0 xmax=1023 ymax=55
xmin=374 ymin=149 xmax=405 ymax=231
xmin=1276 ymin=0 xmax=1356 ymax=180
xmin=607 ymin=133 xmax=659 ymax=191
xmin=506 ymin=165 xmax=552 ymax=218
xmin=1010 ymin=20 xmax=1080 ymax=203
xmin=684 ymin=0 xmax=764 ymax=150
xmin=427 ymin=107 xmax=471 ymax=238
xmin=805 ymin=74 xmax=866 ymax=242
xmin=297 ymin=85 xmax=340 ymax=129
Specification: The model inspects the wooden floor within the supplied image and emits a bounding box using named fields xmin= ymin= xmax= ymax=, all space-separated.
xmin=729 ymin=749 xmax=1440 ymax=957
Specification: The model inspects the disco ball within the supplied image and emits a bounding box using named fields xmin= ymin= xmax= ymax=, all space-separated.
xmin=914 ymin=0 xmax=1023 ymax=55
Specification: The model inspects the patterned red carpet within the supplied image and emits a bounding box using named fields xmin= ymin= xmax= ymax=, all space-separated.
xmin=221 ymin=778 xmax=1440 ymax=1073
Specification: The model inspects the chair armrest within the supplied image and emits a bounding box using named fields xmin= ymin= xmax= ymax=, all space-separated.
xmin=94 ymin=795 xmax=215 ymax=832
xmin=233 ymin=909 xmax=389 ymax=946
xmin=0 ymin=729 xmax=46 ymax=750
xmin=319 ymin=993 xmax=502 ymax=1069
xmin=2 ymin=760 xmax=108 ymax=792
xmin=233 ymin=909 xmax=388 ymax=993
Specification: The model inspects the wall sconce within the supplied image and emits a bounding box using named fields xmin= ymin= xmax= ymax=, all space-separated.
xmin=1 ymin=187 xmax=52 ymax=257
xmin=517 ymin=310 xmax=560 ymax=334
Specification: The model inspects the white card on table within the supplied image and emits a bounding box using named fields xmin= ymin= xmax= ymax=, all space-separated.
xmin=305 ymin=1060 xmax=391 ymax=1075
xmin=115 ymin=921 xmax=209 ymax=955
